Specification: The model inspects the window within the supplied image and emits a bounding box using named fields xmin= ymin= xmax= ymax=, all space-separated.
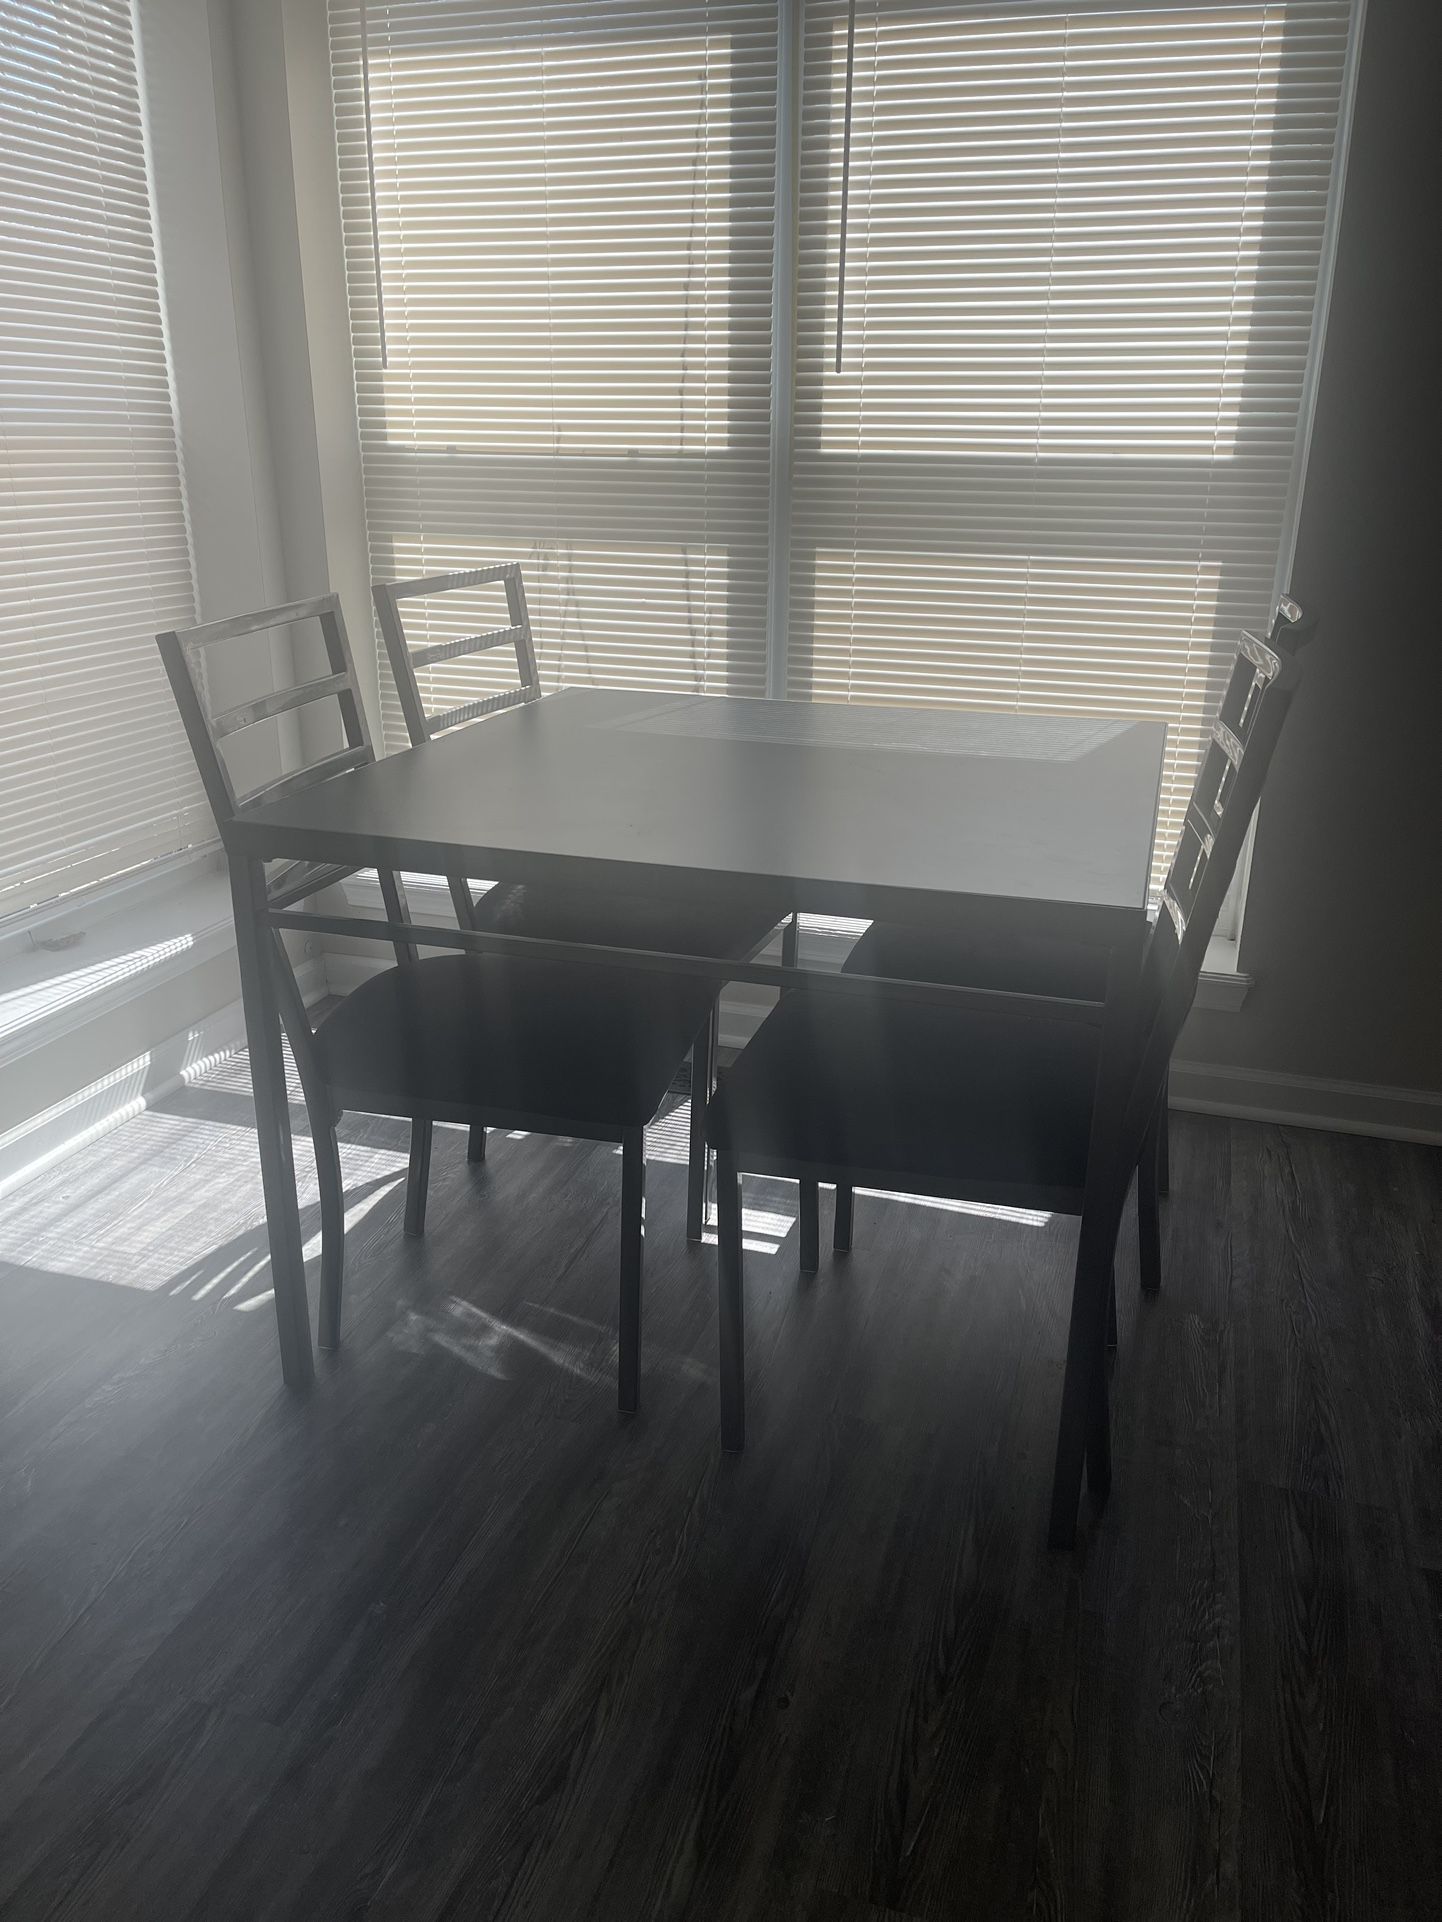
xmin=0 ymin=0 xmax=207 ymax=920
xmin=330 ymin=1 xmax=1352 ymax=888
xmin=329 ymin=0 xmax=779 ymax=749
xmin=790 ymin=1 xmax=1351 ymax=892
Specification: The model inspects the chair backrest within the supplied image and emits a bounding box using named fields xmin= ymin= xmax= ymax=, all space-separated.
xmin=1118 ymin=595 xmax=1316 ymax=1168
xmin=373 ymin=563 xmax=539 ymax=930
xmin=156 ymin=592 xmax=416 ymax=955
xmin=373 ymin=563 xmax=539 ymax=747
xmin=157 ymin=592 xmax=376 ymax=819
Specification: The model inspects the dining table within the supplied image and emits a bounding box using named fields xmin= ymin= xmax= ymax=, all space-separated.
xmin=224 ymin=686 xmax=1168 ymax=1387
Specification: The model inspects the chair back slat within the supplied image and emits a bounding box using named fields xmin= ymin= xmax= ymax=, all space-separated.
xmin=210 ymin=671 xmax=352 ymax=740
xmin=265 ymin=860 xmax=363 ymax=913
xmin=408 ymin=627 xmax=525 ymax=671
xmin=428 ymin=685 xmax=532 ymax=735
xmin=175 ymin=593 xmax=339 ymax=650
xmin=373 ymin=561 xmax=541 ymax=928
xmin=383 ymin=563 xmax=517 ymax=601
xmin=1211 ymin=718 xmax=1246 ymax=770
xmin=243 ymin=745 xmax=372 ymax=812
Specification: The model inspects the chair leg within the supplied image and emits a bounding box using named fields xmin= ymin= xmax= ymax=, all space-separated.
xmin=1158 ymin=1070 xmax=1170 ymax=1197
xmin=467 ymin=1123 xmax=487 ymax=1165
xmin=716 ymin=1152 xmax=745 ymax=1452
xmin=780 ymin=910 xmax=799 ymax=971
xmin=798 ymin=1179 xmax=820 ymax=1276
xmin=1138 ymin=1103 xmax=1163 ymax=1298
xmin=403 ymin=1118 xmax=432 ymax=1237
xmin=1106 ymin=1263 xmax=1118 ymax=1351
xmin=1085 ymin=1336 xmax=1113 ymax=1511
xmin=1048 ymin=1226 xmax=1116 ymax=1550
xmin=686 ymin=1005 xmax=716 ymax=1244
xmin=316 ymin=1123 xmax=346 ymax=1351
xmin=618 ymin=1127 xmax=645 ymax=1415
xmin=833 ymin=1181 xmax=854 ymax=1253
xmin=703 ymin=998 xmax=720 ymax=1225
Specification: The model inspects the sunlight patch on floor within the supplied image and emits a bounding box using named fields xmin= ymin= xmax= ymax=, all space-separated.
xmin=856 ymin=1188 xmax=1052 ymax=1228
xmin=0 ymin=1035 xmax=1053 ymax=1325
xmin=696 ymin=1199 xmax=796 ymax=1256
xmin=0 ymin=1096 xmax=408 ymax=1304
xmin=392 ymin=1295 xmax=605 ymax=1381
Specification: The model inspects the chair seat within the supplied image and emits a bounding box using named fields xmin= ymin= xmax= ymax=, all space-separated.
xmin=843 ymin=919 xmax=1109 ymax=1002
xmin=474 ymin=882 xmax=782 ymax=964
xmin=707 ymin=990 xmax=1101 ymax=1201
xmin=315 ymin=955 xmax=714 ymax=1130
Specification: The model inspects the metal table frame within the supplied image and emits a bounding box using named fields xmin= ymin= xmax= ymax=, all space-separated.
xmin=222 ymin=689 xmax=1165 ymax=1407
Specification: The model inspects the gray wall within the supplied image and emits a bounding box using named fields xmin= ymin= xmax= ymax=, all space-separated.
xmin=1180 ymin=0 xmax=1442 ymax=1098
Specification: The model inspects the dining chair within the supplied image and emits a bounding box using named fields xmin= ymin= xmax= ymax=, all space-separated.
xmin=373 ymin=563 xmax=784 ymax=1238
xmin=825 ymin=957 xmax=1167 ymax=1288
xmin=158 ymin=593 xmax=717 ymax=1414
xmin=821 ymin=674 xmax=1274 ymax=1278
xmin=706 ymin=598 xmax=1315 ymax=1546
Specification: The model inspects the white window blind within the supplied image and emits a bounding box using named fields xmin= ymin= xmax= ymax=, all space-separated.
xmin=790 ymin=1 xmax=1351 ymax=888
xmin=328 ymin=0 xmax=778 ymax=749
xmin=0 ymin=0 xmax=206 ymax=918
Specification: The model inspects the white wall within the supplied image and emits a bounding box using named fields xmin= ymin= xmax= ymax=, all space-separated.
xmin=218 ymin=0 xmax=378 ymax=739
xmin=140 ymin=0 xmax=294 ymax=789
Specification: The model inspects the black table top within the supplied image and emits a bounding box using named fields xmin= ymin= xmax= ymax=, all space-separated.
xmin=230 ymin=689 xmax=1167 ymax=938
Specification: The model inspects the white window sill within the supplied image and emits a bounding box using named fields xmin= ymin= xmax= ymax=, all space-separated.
xmin=0 ymin=853 xmax=235 ymax=1071
xmin=339 ymin=871 xmax=469 ymax=916
xmin=1198 ymin=932 xmax=1251 ymax=1012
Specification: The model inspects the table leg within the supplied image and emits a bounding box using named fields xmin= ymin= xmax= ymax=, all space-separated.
xmin=1047 ymin=926 xmax=1143 ymax=1548
xmin=780 ymin=911 xmax=799 ymax=971
xmin=229 ymin=855 xmax=314 ymax=1389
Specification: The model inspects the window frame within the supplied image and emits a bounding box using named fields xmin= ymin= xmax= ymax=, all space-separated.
xmin=319 ymin=0 xmax=1367 ymax=991
xmin=764 ymin=0 xmax=1365 ymax=965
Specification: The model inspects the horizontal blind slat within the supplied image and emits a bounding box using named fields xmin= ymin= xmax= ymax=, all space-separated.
xmin=328 ymin=0 xmax=777 ymax=737
xmin=0 ymin=0 xmax=207 ymax=917
xmin=789 ymin=0 xmax=1348 ymax=895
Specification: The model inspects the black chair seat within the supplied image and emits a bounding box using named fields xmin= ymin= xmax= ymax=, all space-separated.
xmin=843 ymin=919 xmax=1109 ymax=1002
xmin=707 ymin=990 xmax=1100 ymax=1201
xmin=474 ymin=882 xmax=781 ymax=964
xmin=315 ymin=955 xmax=715 ymax=1130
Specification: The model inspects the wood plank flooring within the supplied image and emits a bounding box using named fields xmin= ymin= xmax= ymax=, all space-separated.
xmin=0 ymin=1051 xmax=1438 ymax=1920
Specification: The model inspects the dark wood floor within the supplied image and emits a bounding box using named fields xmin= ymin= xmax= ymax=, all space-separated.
xmin=0 ymin=1050 xmax=1439 ymax=1921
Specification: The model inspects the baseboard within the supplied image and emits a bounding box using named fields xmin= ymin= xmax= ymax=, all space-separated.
xmin=1169 ymin=1057 xmax=1442 ymax=1145
xmin=0 ymin=959 xmax=328 ymax=1202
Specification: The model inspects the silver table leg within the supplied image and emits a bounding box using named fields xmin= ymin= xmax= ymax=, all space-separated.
xmin=229 ymin=855 xmax=314 ymax=1389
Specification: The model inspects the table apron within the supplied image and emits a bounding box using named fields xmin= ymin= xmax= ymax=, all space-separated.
xmin=229 ymin=823 xmax=1145 ymax=950
xmin=266 ymin=904 xmax=1130 ymax=1029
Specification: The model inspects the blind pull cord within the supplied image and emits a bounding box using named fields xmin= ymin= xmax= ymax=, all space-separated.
xmin=834 ymin=0 xmax=857 ymax=374
xmin=359 ymin=1 xmax=388 ymax=368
